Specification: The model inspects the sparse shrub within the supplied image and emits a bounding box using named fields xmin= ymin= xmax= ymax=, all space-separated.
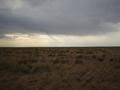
xmin=29 ymin=59 xmax=38 ymax=63
xmin=11 ymin=64 xmax=32 ymax=74
xmin=75 ymin=59 xmax=84 ymax=64
xmin=109 ymin=58 xmax=114 ymax=62
xmin=53 ymin=59 xmax=59 ymax=64
xmin=0 ymin=61 xmax=13 ymax=71
xmin=60 ymin=60 xmax=69 ymax=64
xmin=98 ymin=58 xmax=104 ymax=62
xmin=102 ymin=54 xmax=106 ymax=58
xmin=33 ymin=65 xmax=50 ymax=73
xmin=86 ymin=51 xmax=93 ymax=54
xmin=92 ymin=55 xmax=96 ymax=59
xmin=52 ymin=59 xmax=69 ymax=64
xmin=76 ymin=55 xmax=83 ymax=59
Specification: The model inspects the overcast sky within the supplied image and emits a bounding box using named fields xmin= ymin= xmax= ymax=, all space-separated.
xmin=0 ymin=0 xmax=120 ymax=46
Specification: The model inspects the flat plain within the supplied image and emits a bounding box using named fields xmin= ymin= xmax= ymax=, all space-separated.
xmin=0 ymin=47 xmax=120 ymax=90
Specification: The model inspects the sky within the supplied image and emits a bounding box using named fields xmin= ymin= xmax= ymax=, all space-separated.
xmin=0 ymin=0 xmax=120 ymax=47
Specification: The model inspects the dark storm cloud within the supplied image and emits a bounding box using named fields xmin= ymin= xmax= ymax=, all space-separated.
xmin=0 ymin=13 xmax=45 ymax=33
xmin=0 ymin=0 xmax=120 ymax=35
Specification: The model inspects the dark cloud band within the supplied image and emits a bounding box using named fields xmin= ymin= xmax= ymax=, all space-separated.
xmin=0 ymin=0 xmax=120 ymax=35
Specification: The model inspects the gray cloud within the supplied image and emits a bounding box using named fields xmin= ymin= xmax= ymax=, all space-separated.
xmin=24 ymin=0 xmax=49 ymax=7
xmin=0 ymin=13 xmax=45 ymax=33
xmin=0 ymin=0 xmax=120 ymax=35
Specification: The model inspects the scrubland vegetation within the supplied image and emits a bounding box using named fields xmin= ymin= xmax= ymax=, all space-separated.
xmin=0 ymin=47 xmax=120 ymax=90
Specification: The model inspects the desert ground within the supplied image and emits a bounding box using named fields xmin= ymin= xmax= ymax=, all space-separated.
xmin=0 ymin=47 xmax=120 ymax=90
